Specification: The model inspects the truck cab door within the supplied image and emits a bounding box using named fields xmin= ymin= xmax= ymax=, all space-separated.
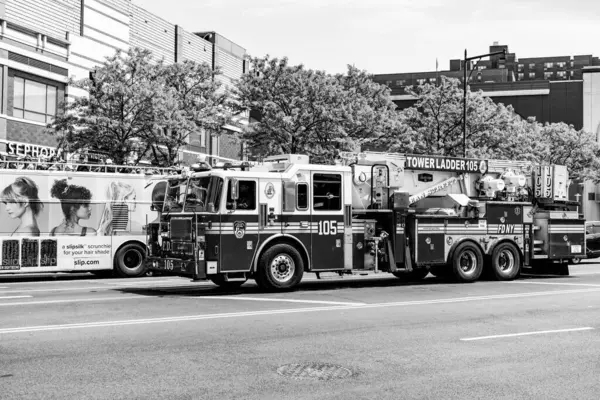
xmin=219 ymin=178 xmax=259 ymax=272
xmin=311 ymin=172 xmax=344 ymax=270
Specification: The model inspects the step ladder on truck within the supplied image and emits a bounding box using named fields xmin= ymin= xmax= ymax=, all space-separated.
xmin=145 ymin=152 xmax=585 ymax=290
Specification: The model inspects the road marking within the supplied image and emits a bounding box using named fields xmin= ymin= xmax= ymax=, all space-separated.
xmin=0 ymin=295 xmax=31 ymax=300
xmin=511 ymin=281 xmax=600 ymax=288
xmin=3 ymin=287 xmax=600 ymax=335
xmin=191 ymin=296 xmax=366 ymax=306
xmin=0 ymin=287 xmax=7 ymax=289
xmin=0 ymin=296 xmax=142 ymax=307
xmin=0 ymin=283 xmax=199 ymax=294
xmin=461 ymin=327 xmax=594 ymax=341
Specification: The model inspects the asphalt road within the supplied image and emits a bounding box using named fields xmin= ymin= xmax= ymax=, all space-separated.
xmin=2 ymin=263 xmax=600 ymax=400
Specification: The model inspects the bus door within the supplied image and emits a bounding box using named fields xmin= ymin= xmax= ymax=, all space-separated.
xmin=311 ymin=172 xmax=344 ymax=270
xmin=220 ymin=178 xmax=259 ymax=272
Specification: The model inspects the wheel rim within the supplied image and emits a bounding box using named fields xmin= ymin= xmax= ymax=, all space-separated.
xmin=572 ymin=258 xmax=581 ymax=264
xmin=123 ymin=249 xmax=143 ymax=270
xmin=270 ymin=254 xmax=295 ymax=283
xmin=497 ymin=249 xmax=516 ymax=273
xmin=459 ymin=250 xmax=478 ymax=275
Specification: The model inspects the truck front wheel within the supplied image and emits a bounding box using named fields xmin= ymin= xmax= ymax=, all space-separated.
xmin=255 ymin=244 xmax=304 ymax=291
xmin=451 ymin=242 xmax=483 ymax=282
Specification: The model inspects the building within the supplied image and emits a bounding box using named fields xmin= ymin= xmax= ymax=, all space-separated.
xmin=0 ymin=0 xmax=247 ymax=164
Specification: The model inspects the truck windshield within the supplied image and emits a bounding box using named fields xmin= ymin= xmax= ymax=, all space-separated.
xmin=163 ymin=178 xmax=187 ymax=213
xmin=184 ymin=177 xmax=211 ymax=212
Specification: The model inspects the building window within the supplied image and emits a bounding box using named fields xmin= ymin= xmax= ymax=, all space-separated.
xmin=544 ymin=62 xmax=554 ymax=69
xmin=313 ymin=173 xmax=341 ymax=211
xmin=556 ymin=62 xmax=566 ymax=68
xmin=416 ymin=78 xmax=426 ymax=85
xmin=529 ymin=63 xmax=536 ymax=69
xmin=13 ymin=77 xmax=57 ymax=123
xmin=385 ymin=80 xmax=392 ymax=86
xmin=477 ymin=65 xmax=486 ymax=70
xmin=557 ymin=71 xmax=567 ymax=79
xmin=395 ymin=80 xmax=405 ymax=86
xmin=544 ymin=72 xmax=553 ymax=79
xmin=518 ymin=64 xmax=524 ymax=71
xmin=529 ymin=72 xmax=536 ymax=79
xmin=518 ymin=73 xmax=524 ymax=80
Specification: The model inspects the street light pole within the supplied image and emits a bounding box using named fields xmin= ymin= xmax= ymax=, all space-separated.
xmin=462 ymin=48 xmax=507 ymax=159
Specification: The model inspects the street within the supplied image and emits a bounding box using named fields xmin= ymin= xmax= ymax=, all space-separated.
xmin=2 ymin=263 xmax=600 ymax=400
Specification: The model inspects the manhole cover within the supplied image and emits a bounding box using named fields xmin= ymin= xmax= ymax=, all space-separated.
xmin=277 ymin=363 xmax=353 ymax=380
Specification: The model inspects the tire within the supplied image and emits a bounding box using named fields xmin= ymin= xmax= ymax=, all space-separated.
xmin=489 ymin=242 xmax=521 ymax=281
xmin=392 ymin=267 xmax=429 ymax=281
xmin=451 ymin=242 xmax=484 ymax=283
xmin=209 ymin=274 xmax=247 ymax=290
xmin=255 ymin=243 xmax=304 ymax=291
xmin=570 ymin=257 xmax=582 ymax=265
xmin=114 ymin=243 xmax=147 ymax=278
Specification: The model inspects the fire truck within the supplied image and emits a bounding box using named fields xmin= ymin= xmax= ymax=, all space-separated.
xmin=146 ymin=152 xmax=586 ymax=290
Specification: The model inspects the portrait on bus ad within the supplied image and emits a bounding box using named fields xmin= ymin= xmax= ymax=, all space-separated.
xmin=0 ymin=173 xmax=145 ymax=237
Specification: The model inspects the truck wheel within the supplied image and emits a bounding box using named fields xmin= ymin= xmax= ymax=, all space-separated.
xmin=490 ymin=242 xmax=521 ymax=281
xmin=256 ymin=244 xmax=304 ymax=291
xmin=114 ymin=243 xmax=147 ymax=278
xmin=451 ymin=242 xmax=483 ymax=282
xmin=570 ymin=257 xmax=582 ymax=265
xmin=209 ymin=274 xmax=247 ymax=290
xmin=392 ymin=268 xmax=429 ymax=281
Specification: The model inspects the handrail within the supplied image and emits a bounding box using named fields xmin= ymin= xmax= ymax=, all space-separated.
xmin=0 ymin=160 xmax=180 ymax=175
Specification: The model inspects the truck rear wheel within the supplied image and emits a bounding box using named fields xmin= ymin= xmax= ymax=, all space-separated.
xmin=451 ymin=242 xmax=483 ymax=282
xmin=209 ymin=274 xmax=247 ymax=290
xmin=490 ymin=242 xmax=521 ymax=281
xmin=255 ymin=243 xmax=304 ymax=291
xmin=114 ymin=243 xmax=147 ymax=278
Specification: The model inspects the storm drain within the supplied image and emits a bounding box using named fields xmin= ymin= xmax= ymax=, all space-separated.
xmin=277 ymin=363 xmax=353 ymax=380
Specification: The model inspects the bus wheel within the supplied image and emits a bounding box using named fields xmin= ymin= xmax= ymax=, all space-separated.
xmin=451 ymin=242 xmax=483 ymax=282
xmin=209 ymin=274 xmax=247 ymax=290
xmin=392 ymin=268 xmax=429 ymax=281
xmin=114 ymin=243 xmax=146 ymax=278
xmin=490 ymin=242 xmax=521 ymax=281
xmin=256 ymin=244 xmax=304 ymax=291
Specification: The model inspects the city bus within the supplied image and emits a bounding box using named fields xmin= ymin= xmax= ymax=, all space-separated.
xmin=0 ymin=158 xmax=172 ymax=277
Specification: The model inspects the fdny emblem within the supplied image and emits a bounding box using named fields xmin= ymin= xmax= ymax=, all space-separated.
xmin=265 ymin=183 xmax=275 ymax=199
xmin=234 ymin=221 xmax=246 ymax=239
xmin=514 ymin=207 xmax=521 ymax=216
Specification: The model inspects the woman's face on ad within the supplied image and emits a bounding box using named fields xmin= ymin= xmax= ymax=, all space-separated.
xmin=4 ymin=201 xmax=27 ymax=219
xmin=76 ymin=203 xmax=92 ymax=220
xmin=125 ymin=193 xmax=136 ymax=211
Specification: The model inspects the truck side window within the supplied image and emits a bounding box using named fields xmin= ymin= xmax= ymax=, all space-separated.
xmin=297 ymin=183 xmax=308 ymax=210
xmin=226 ymin=180 xmax=256 ymax=210
xmin=313 ymin=173 xmax=341 ymax=211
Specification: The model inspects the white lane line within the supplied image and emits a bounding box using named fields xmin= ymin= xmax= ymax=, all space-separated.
xmin=0 ymin=296 xmax=142 ymax=307
xmin=0 ymin=286 xmax=7 ymax=289
xmin=510 ymin=281 xmax=600 ymax=288
xmin=3 ymin=287 xmax=600 ymax=335
xmin=191 ymin=296 xmax=366 ymax=306
xmin=0 ymin=295 xmax=32 ymax=300
xmin=461 ymin=327 xmax=594 ymax=341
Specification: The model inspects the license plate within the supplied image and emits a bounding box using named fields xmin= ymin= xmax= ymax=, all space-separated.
xmin=571 ymin=245 xmax=582 ymax=254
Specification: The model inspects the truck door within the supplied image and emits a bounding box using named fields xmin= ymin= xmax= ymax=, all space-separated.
xmin=220 ymin=178 xmax=259 ymax=272
xmin=281 ymin=180 xmax=312 ymax=263
xmin=311 ymin=172 xmax=344 ymax=270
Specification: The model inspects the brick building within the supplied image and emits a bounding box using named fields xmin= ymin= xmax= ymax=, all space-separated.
xmin=0 ymin=0 xmax=247 ymax=164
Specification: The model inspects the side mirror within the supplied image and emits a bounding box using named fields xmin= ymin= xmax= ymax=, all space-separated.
xmin=230 ymin=178 xmax=239 ymax=200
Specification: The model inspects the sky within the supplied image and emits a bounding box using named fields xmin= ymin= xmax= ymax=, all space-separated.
xmin=133 ymin=0 xmax=600 ymax=75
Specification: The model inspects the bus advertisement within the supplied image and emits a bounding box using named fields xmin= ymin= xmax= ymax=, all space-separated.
xmin=0 ymin=163 xmax=165 ymax=277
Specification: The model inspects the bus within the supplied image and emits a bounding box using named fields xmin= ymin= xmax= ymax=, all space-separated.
xmin=0 ymin=158 xmax=173 ymax=277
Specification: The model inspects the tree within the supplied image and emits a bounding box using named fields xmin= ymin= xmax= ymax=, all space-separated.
xmin=379 ymin=76 xmax=537 ymax=160
xmin=47 ymin=47 xmax=229 ymax=166
xmin=234 ymin=56 xmax=400 ymax=163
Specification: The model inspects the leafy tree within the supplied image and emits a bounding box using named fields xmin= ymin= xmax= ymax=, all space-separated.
xmin=234 ymin=56 xmax=400 ymax=163
xmin=379 ymin=76 xmax=536 ymax=160
xmin=47 ymin=47 xmax=229 ymax=166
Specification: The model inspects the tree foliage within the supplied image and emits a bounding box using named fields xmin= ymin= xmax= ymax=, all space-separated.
xmin=234 ymin=56 xmax=400 ymax=163
xmin=47 ymin=47 xmax=229 ymax=166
